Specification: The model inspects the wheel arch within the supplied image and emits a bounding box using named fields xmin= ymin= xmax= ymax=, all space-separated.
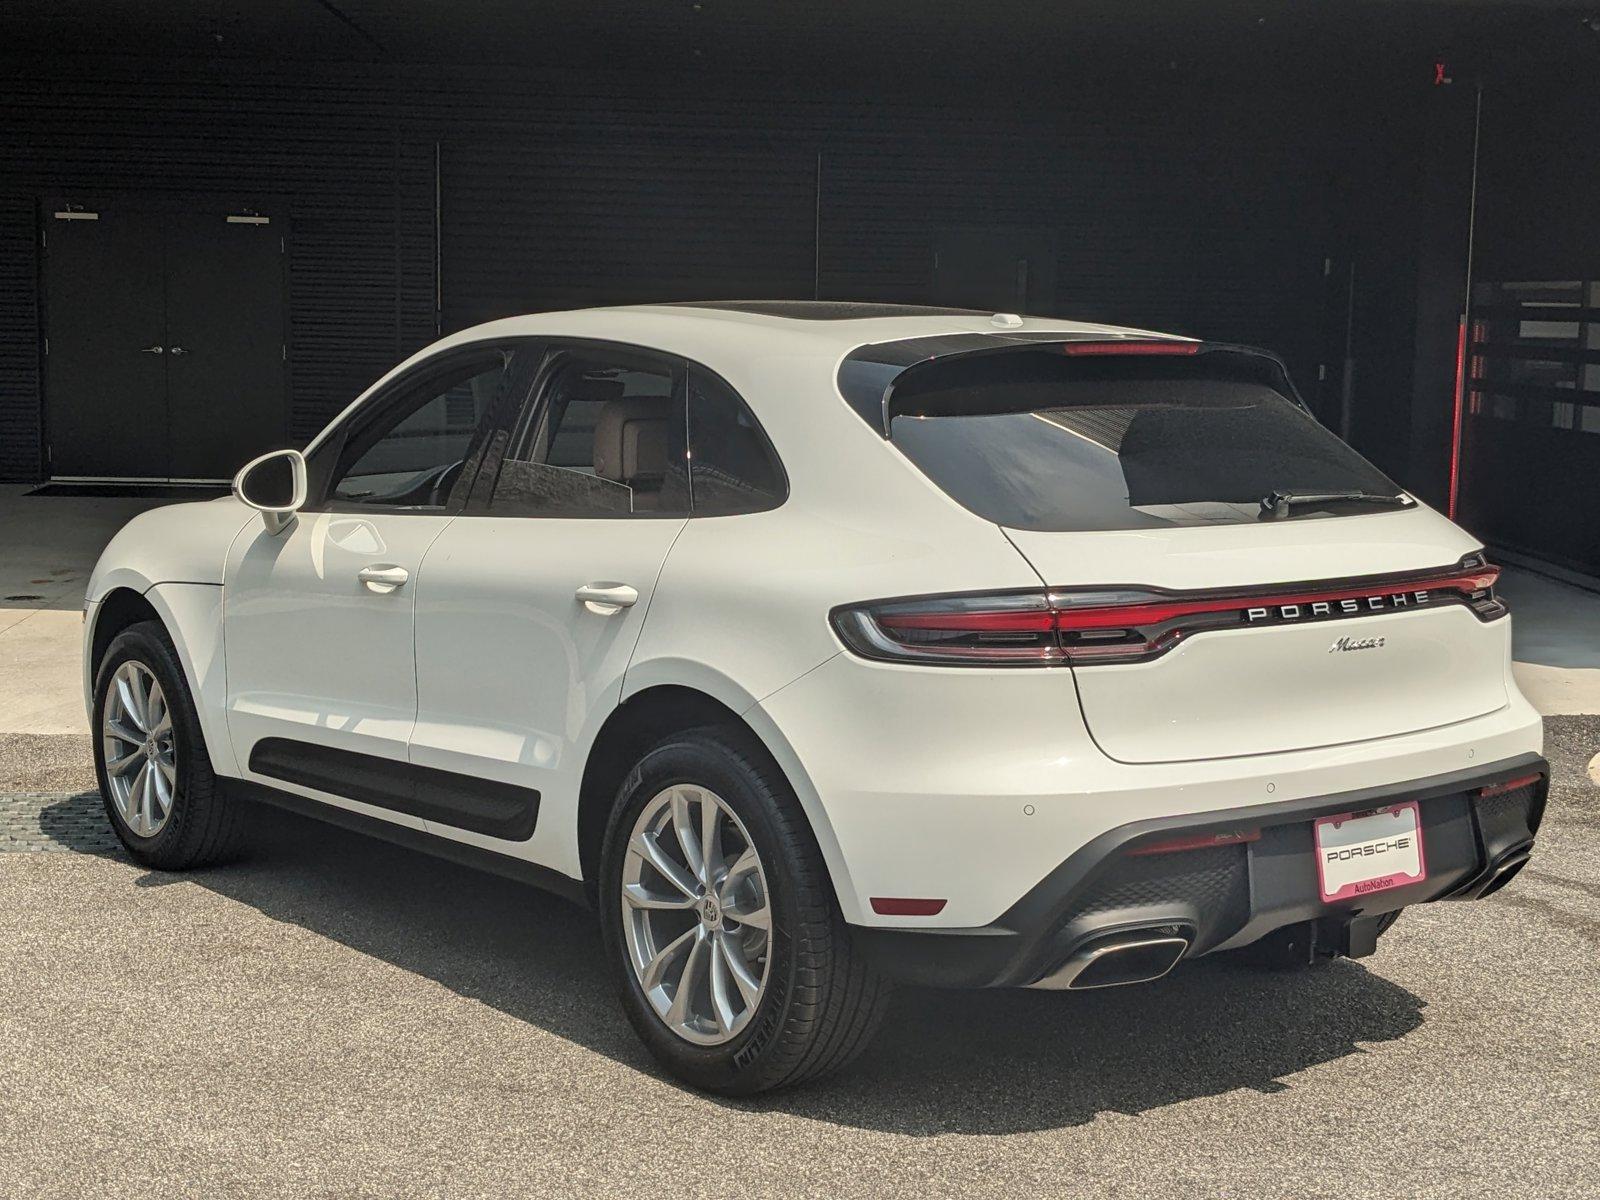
xmin=89 ymin=586 xmax=162 ymax=676
xmin=576 ymin=680 xmax=857 ymax=919
xmin=86 ymin=578 xmax=239 ymax=778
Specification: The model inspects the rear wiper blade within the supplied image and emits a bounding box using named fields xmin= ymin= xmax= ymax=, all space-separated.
xmin=1260 ymin=490 xmax=1411 ymax=518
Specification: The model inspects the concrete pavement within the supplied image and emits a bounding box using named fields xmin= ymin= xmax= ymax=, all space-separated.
xmin=0 ymin=485 xmax=173 ymax=737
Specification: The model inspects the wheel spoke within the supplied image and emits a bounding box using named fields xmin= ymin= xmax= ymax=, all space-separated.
xmin=130 ymin=762 xmax=150 ymax=834
xmin=699 ymin=794 xmax=724 ymax=888
xmin=119 ymin=762 xmax=145 ymax=823
xmin=726 ymin=899 xmax=770 ymax=931
xmin=106 ymin=746 xmax=143 ymax=776
xmin=716 ymin=931 xmax=763 ymax=1008
xmin=718 ymin=847 xmax=759 ymax=900
xmin=156 ymin=757 xmax=177 ymax=787
xmin=666 ymin=929 xmax=709 ymax=1028
xmin=106 ymin=719 xmax=143 ymax=747
xmin=670 ymin=790 xmax=705 ymax=882
xmin=133 ymin=667 xmax=155 ymax=730
xmin=708 ymin=936 xmax=738 ymax=1034
xmin=630 ymin=829 xmax=699 ymax=900
xmin=720 ymin=845 xmax=770 ymax=930
xmin=115 ymin=674 xmax=147 ymax=733
xmin=150 ymin=759 xmax=173 ymax=817
xmin=640 ymin=925 xmax=697 ymax=992
xmin=144 ymin=685 xmax=167 ymax=739
xmin=622 ymin=880 xmax=697 ymax=911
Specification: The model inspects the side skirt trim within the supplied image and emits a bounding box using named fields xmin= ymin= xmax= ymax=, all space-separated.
xmin=248 ymin=737 xmax=540 ymax=842
xmin=220 ymin=776 xmax=587 ymax=907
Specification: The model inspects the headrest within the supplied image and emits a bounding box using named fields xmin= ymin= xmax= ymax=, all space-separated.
xmin=567 ymin=376 xmax=626 ymax=404
xmin=593 ymin=396 xmax=670 ymax=485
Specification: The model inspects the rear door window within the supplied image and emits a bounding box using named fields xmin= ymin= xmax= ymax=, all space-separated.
xmin=883 ymin=350 xmax=1405 ymax=531
xmin=487 ymin=346 xmax=690 ymax=517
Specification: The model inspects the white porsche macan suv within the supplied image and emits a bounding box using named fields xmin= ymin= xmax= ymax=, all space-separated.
xmin=84 ymin=302 xmax=1547 ymax=1093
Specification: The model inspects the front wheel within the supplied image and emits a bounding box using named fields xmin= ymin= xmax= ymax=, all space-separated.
xmin=92 ymin=620 xmax=243 ymax=869
xmin=599 ymin=728 xmax=888 ymax=1094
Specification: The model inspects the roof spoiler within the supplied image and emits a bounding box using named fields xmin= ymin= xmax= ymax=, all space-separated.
xmin=837 ymin=334 xmax=1307 ymax=437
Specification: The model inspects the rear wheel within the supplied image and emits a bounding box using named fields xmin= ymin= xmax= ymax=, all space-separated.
xmin=93 ymin=620 xmax=243 ymax=869
xmin=599 ymin=727 xmax=888 ymax=1094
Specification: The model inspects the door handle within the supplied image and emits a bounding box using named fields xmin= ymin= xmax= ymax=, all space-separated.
xmin=575 ymin=582 xmax=638 ymax=616
xmin=169 ymin=346 xmax=190 ymax=356
xmin=138 ymin=345 xmax=164 ymax=354
xmin=358 ymin=564 xmax=409 ymax=594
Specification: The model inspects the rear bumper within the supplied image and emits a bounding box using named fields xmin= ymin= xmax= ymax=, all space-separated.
xmin=851 ymin=753 xmax=1547 ymax=989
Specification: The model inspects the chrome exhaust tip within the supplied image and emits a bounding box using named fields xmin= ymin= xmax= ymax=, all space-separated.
xmin=1031 ymin=930 xmax=1191 ymax=991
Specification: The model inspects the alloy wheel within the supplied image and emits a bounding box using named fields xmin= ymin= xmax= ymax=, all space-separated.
xmin=102 ymin=661 xmax=178 ymax=837
xmin=620 ymin=784 xmax=772 ymax=1046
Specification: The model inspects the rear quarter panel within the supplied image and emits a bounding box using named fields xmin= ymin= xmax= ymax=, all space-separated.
xmin=623 ymin=349 xmax=1048 ymax=918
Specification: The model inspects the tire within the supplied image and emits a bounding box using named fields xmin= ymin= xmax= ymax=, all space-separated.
xmin=599 ymin=726 xmax=889 ymax=1094
xmin=92 ymin=619 xmax=244 ymax=870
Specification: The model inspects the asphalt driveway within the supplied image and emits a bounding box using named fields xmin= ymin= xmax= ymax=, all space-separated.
xmin=1 ymin=718 xmax=1596 ymax=1198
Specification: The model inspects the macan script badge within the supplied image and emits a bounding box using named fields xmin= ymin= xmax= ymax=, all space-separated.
xmin=1329 ymin=635 xmax=1386 ymax=653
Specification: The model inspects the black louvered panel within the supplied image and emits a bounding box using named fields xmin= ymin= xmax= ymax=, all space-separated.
xmin=0 ymin=63 xmax=436 ymax=475
xmin=441 ymin=134 xmax=816 ymax=330
xmin=819 ymin=108 xmax=1332 ymax=380
xmin=395 ymin=139 xmax=441 ymax=351
xmin=819 ymin=129 xmax=1206 ymax=324
xmin=2 ymin=57 xmax=1345 ymax=482
xmin=0 ymin=196 xmax=41 ymax=481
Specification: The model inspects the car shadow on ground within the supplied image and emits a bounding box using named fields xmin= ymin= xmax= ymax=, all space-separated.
xmin=39 ymin=792 xmax=1426 ymax=1136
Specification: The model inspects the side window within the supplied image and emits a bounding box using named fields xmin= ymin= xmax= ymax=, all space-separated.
xmin=687 ymin=366 xmax=786 ymax=515
xmin=327 ymin=354 xmax=508 ymax=511
xmin=488 ymin=347 xmax=690 ymax=517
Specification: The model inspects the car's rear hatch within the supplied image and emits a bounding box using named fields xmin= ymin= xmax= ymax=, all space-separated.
xmin=854 ymin=336 xmax=1511 ymax=763
xmin=1004 ymin=520 xmax=1509 ymax=762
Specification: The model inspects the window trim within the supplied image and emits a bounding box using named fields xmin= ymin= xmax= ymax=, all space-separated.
xmin=304 ymin=338 xmax=539 ymax=516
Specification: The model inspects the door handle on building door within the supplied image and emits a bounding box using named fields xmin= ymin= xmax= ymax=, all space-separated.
xmin=358 ymin=564 xmax=409 ymax=594
xmin=138 ymin=345 xmax=164 ymax=354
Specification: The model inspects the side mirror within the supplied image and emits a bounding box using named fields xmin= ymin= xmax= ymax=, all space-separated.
xmin=233 ymin=448 xmax=308 ymax=536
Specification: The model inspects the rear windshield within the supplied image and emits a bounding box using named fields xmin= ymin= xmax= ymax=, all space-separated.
xmin=884 ymin=351 xmax=1405 ymax=531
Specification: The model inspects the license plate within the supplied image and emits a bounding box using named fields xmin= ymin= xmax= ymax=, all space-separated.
xmin=1314 ymin=801 xmax=1426 ymax=902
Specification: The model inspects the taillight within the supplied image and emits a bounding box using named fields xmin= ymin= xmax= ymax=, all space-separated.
xmin=830 ymin=557 xmax=1508 ymax=669
xmin=829 ymin=588 xmax=1211 ymax=667
xmin=831 ymin=591 xmax=1066 ymax=665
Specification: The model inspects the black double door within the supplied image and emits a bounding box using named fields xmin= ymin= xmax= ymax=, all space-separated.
xmin=43 ymin=206 xmax=287 ymax=480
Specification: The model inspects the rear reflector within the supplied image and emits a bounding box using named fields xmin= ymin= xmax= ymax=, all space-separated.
xmin=1061 ymin=340 xmax=1200 ymax=356
xmin=870 ymin=897 xmax=948 ymax=917
xmin=1477 ymin=772 xmax=1543 ymax=799
xmin=1127 ymin=829 xmax=1261 ymax=857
